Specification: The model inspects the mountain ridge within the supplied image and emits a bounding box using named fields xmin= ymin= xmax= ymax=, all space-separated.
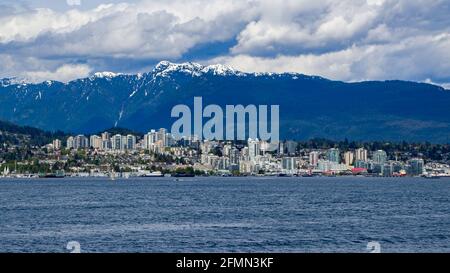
xmin=2 ymin=60 xmax=448 ymax=99
xmin=1 ymin=61 xmax=449 ymax=142
xmin=5 ymin=60 xmax=439 ymax=87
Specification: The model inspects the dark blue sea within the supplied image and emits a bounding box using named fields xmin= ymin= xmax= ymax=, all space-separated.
xmin=0 ymin=177 xmax=449 ymax=253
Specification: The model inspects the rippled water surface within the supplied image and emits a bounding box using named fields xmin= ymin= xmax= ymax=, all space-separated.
xmin=1 ymin=177 xmax=449 ymax=252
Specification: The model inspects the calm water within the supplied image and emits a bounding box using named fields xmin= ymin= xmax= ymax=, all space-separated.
xmin=0 ymin=176 xmax=449 ymax=253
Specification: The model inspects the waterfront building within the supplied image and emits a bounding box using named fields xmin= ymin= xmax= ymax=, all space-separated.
xmin=372 ymin=163 xmax=383 ymax=175
xmin=344 ymin=151 xmax=354 ymax=166
xmin=373 ymin=150 xmax=387 ymax=165
xmin=408 ymin=158 xmax=424 ymax=176
xmin=217 ymin=157 xmax=230 ymax=170
xmin=317 ymin=160 xmax=348 ymax=172
xmin=392 ymin=162 xmax=404 ymax=174
xmin=382 ymin=164 xmax=392 ymax=176
xmin=355 ymin=148 xmax=368 ymax=162
xmin=239 ymin=161 xmax=252 ymax=174
xmin=355 ymin=160 xmax=369 ymax=169
xmin=309 ymin=151 xmax=319 ymax=167
xmin=282 ymin=157 xmax=297 ymax=171
xmin=327 ymin=148 xmax=340 ymax=163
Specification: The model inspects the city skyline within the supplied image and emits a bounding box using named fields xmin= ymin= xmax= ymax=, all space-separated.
xmin=27 ymin=128 xmax=439 ymax=178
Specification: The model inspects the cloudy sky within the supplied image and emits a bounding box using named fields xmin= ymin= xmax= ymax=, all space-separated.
xmin=1 ymin=0 xmax=450 ymax=87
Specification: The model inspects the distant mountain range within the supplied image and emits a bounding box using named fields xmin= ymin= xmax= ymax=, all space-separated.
xmin=1 ymin=61 xmax=450 ymax=142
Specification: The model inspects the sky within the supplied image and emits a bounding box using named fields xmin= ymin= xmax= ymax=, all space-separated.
xmin=1 ymin=0 xmax=450 ymax=88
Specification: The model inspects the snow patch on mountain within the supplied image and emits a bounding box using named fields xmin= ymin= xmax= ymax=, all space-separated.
xmin=92 ymin=71 xmax=121 ymax=79
xmin=153 ymin=61 xmax=246 ymax=77
xmin=129 ymin=89 xmax=138 ymax=98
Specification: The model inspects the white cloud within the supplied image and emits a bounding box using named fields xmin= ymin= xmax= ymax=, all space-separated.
xmin=0 ymin=0 xmax=253 ymax=60
xmin=0 ymin=4 xmax=128 ymax=43
xmin=0 ymin=0 xmax=449 ymax=86
xmin=210 ymin=33 xmax=450 ymax=85
xmin=24 ymin=64 xmax=92 ymax=83
xmin=231 ymin=0 xmax=382 ymax=55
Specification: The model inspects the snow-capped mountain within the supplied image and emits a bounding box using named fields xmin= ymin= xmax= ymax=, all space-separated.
xmin=91 ymin=71 xmax=122 ymax=79
xmin=1 ymin=61 xmax=450 ymax=142
xmin=153 ymin=61 xmax=245 ymax=77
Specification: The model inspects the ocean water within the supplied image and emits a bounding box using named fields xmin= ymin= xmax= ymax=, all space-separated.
xmin=0 ymin=176 xmax=449 ymax=253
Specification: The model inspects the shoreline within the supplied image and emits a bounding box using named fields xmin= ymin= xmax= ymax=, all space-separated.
xmin=1 ymin=175 xmax=449 ymax=180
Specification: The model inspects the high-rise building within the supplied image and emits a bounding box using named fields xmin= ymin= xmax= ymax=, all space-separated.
xmin=248 ymin=138 xmax=260 ymax=161
xmin=102 ymin=139 xmax=112 ymax=150
xmin=101 ymin=132 xmax=110 ymax=141
xmin=157 ymin=128 xmax=167 ymax=147
xmin=52 ymin=139 xmax=61 ymax=150
xmin=66 ymin=136 xmax=74 ymax=149
xmin=121 ymin=135 xmax=128 ymax=150
xmin=222 ymin=144 xmax=232 ymax=157
xmin=126 ymin=135 xmax=136 ymax=150
xmin=344 ymin=151 xmax=354 ymax=166
xmin=282 ymin=157 xmax=297 ymax=170
xmin=355 ymin=148 xmax=368 ymax=162
xmin=408 ymin=158 xmax=424 ymax=176
xmin=200 ymin=140 xmax=214 ymax=154
xmin=165 ymin=133 xmax=174 ymax=147
xmin=278 ymin=141 xmax=284 ymax=155
xmin=382 ymin=163 xmax=393 ymax=176
xmin=90 ymin=135 xmax=102 ymax=149
xmin=355 ymin=160 xmax=369 ymax=169
xmin=230 ymin=148 xmax=240 ymax=165
xmin=309 ymin=151 xmax=319 ymax=167
xmin=260 ymin=140 xmax=269 ymax=155
xmin=112 ymin=134 xmax=123 ymax=150
xmin=143 ymin=133 xmax=149 ymax=149
xmin=327 ymin=148 xmax=340 ymax=163
xmin=373 ymin=150 xmax=387 ymax=165
xmin=143 ymin=130 xmax=158 ymax=149
xmin=241 ymin=146 xmax=249 ymax=160
xmin=73 ymin=135 xmax=89 ymax=149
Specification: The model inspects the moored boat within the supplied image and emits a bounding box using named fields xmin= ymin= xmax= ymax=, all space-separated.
xmin=142 ymin=171 xmax=164 ymax=177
